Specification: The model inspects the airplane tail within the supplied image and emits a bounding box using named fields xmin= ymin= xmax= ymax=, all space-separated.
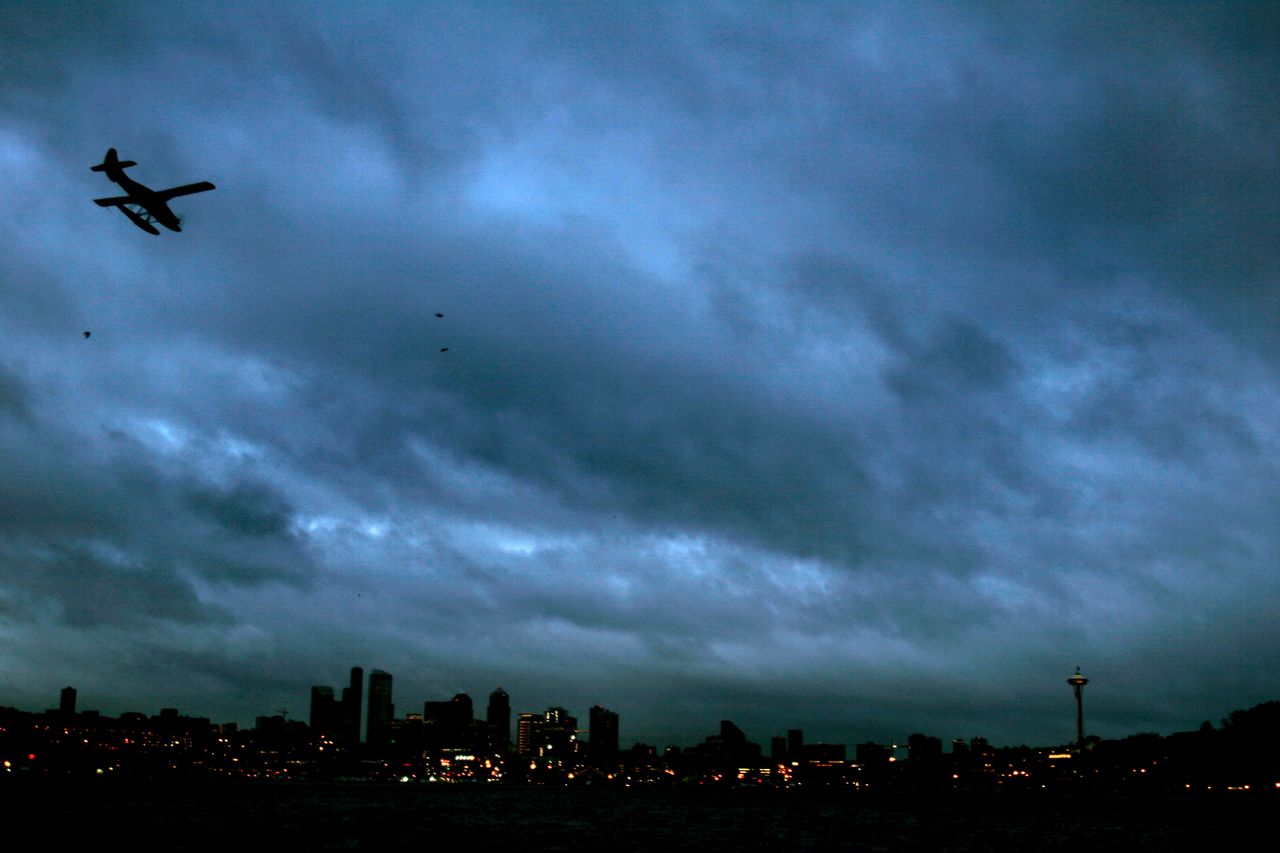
xmin=90 ymin=148 xmax=137 ymax=172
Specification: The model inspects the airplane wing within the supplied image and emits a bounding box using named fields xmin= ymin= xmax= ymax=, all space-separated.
xmin=157 ymin=181 xmax=216 ymax=200
xmin=93 ymin=195 xmax=160 ymax=233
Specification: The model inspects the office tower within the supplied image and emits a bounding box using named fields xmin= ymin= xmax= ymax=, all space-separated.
xmin=421 ymin=693 xmax=476 ymax=752
xmin=487 ymin=687 xmax=511 ymax=749
xmin=692 ymin=720 xmax=759 ymax=767
xmin=422 ymin=699 xmax=454 ymax=723
xmin=770 ymin=735 xmax=787 ymax=762
xmin=309 ymin=686 xmax=336 ymax=738
xmin=788 ymin=728 xmax=804 ymax=760
xmin=540 ymin=707 xmax=578 ymax=764
xmin=422 ymin=695 xmax=472 ymax=727
xmin=341 ymin=666 xmax=364 ymax=746
xmin=1067 ymin=667 xmax=1089 ymax=747
xmin=720 ymin=720 xmax=746 ymax=745
xmin=452 ymin=692 xmax=474 ymax=722
xmin=588 ymin=705 xmax=619 ymax=765
xmin=60 ymin=686 xmax=77 ymax=716
xmin=516 ymin=712 xmax=541 ymax=756
xmin=366 ymin=670 xmax=394 ymax=748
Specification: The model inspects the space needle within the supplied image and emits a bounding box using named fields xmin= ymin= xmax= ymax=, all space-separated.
xmin=1067 ymin=667 xmax=1089 ymax=748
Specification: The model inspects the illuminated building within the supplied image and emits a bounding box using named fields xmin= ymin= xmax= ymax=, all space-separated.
xmin=1068 ymin=667 xmax=1089 ymax=747
xmin=516 ymin=712 xmax=540 ymax=756
xmin=366 ymin=670 xmax=394 ymax=748
xmin=513 ymin=708 xmax=579 ymax=765
xmin=539 ymin=707 xmax=578 ymax=764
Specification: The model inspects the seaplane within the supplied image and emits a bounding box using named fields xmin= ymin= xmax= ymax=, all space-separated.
xmin=91 ymin=148 xmax=215 ymax=234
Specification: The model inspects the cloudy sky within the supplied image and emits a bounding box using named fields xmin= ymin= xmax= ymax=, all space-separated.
xmin=1 ymin=1 xmax=1277 ymax=749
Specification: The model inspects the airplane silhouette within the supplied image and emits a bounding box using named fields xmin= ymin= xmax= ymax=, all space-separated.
xmin=92 ymin=148 xmax=215 ymax=234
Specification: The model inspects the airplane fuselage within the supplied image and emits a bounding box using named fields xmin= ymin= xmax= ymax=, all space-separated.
xmin=92 ymin=148 xmax=214 ymax=234
xmin=101 ymin=170 xmax=181 ymax=231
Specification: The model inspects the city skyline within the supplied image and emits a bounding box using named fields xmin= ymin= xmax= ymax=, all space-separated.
xmin=0 ymin=663 xmax=1170 ymax=753
xmin=2 ymin=3 xmax=1279 ymax=751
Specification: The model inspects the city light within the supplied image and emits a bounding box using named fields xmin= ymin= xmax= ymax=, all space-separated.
xmin=2 ymin=674 xmax=1277 ymax=793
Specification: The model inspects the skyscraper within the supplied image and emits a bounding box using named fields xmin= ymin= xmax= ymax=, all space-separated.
xmin=516 ymin=712 xmax=541 ymax=756
xmin=787 ymin=728 xmax=804 ymax=761
xmin=422 ymin=693 xmax=476 ymax=752
xmin=487 ymin=687 xmax=511 ymax=750
xmin=309 ymin=685 xmax=336 ymax=738
xmin=366 ymin=670 xmax=394 ymax=748
xmin=341 ymin=666 xmax=363 ymax=746
xmin=539 ymin=707 xmax=578 ymax=764
xmin=59 ymin=686 xmax=77 ymax=716
xmin=588 ymin=705 xmax=619 ymax=766
xmin=451 ymin=692 xmax=474 ymax=722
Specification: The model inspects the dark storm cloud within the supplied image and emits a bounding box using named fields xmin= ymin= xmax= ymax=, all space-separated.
xmin=0 ymin=362 xmax=31 ymax=420
xmin=0 ymin=542 xmax=227 ymax=629
xmin=0 ymin=358 xmax=314 ymax=607
xmin=0 ymin=1 xmax=1277 ymax=745
xmin=183 ymin=479 xmax=295 ymax=539
xmin=0 ymin=3 xmax=138 ymax=98
xmin=890 ymin=321 xmax=1020 ymax=397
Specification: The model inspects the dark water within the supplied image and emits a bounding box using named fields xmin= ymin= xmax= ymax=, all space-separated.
xmin=4 ymin=783 xmax=1276 ymax=850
